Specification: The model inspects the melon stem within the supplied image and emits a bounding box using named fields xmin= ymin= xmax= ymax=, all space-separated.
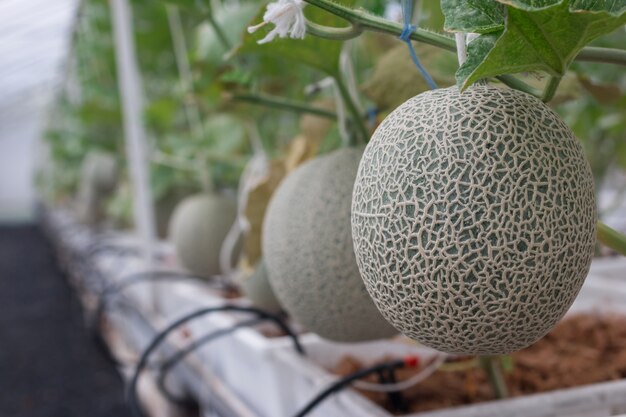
xmin=205 ymin=9 xmax=231 ymax=51
xmin=333 ymin=75 xmax=369 ymax=145
xmin=542 ymin=76 xmax=561 ymax=103
xmin=479 ymin=356 xmax=509 ymax=399
xmin=301 ymin=0 xmax=626 ymax=96
xmin=230 ymin=92 xmax=338 ymax=120
xmin=305 ymin=20 xmax=362 ymax=40
xmin=598 ymin=221 xmax=626 ymax=257
xmin=302 ymin=0 xmax=626 ymax=68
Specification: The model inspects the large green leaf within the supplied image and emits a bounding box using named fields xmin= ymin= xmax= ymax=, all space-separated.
xmin=232 ymin=1 xmax=356 ymax=76
xmin=441 ymin=0 xmax=505 ymax=33
xmin=503 ymin=0 xmax=626 ymax=14
xmin=456 ymin=0 xmax=626 ymax=89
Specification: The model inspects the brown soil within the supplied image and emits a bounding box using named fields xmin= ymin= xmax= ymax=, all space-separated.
xmin=333 ymin=313 xmax=626 ymax=414
xmin=256 ymin=322 xmax=288 ymax=338
xmin=217 ymin=286 xmax=241 ymax=299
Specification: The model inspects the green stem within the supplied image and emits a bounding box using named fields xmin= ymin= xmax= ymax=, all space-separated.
xmin=205 ymin=10 xmax=231 ymax=50
xmin=577 ymin=46 xmax=626 ymax=66
xmin=479 ymin=356 xmax=509 ymax=399
xmin=305 ymin=0 xmax=626 ymax=67
xmin=302 ymin=0 xmax=626 ymax=98
xmin=542 ymin=76 xmax=561 ymax=103
xmin=598 ymin=221 xmax=626 ymax=256
xmin=303 ymin=1 xmax=540 ymax=97
xmin=497 ymin=74 xmax=542 ymax=97
xmin=230 ymin=92 xmax=338 ymax=119
xmin=333 ymin=75 xmax=369 ymax=145
xmin=304 ymin=0 xmax=455 ymax=50
xmin=306 ymin=20 xmax=362 ymax=40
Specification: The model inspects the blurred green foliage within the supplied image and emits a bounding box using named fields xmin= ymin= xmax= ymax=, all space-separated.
xmin=40 ymin=0 xmax=625 ymax=227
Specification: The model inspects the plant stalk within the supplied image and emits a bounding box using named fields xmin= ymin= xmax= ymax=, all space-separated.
xmin=305 ymin=0 xmax=455 ymax=50
xmin=206 ymin=11 xmax=231 ymax=51
xmin=542 ymin=76 xmax=561 ymax=103
xmin=230 ymin=92 xmax=338 ymax=119
xmin=598 ymin=221 xmax=626 ymax=256
xmin=479 ymin=356 xmax=509 ymax=399
xmin=333 ymin=75 xmax=369 ymax=145
xmin=306 ymin=20 xmax=362 ymax=40
xmin=497 ymin=74 xmax=542 ymax=97
xmin=304 ymin=0 xmax=626 ymax=67
xmin=302 ymin=1 xmax=540 ymax=97
xmin=577 ymin=46 xmax=626 ymax=66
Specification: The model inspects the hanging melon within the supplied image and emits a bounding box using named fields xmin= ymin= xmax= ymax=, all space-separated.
xmin=351 ymin=85 xmax=597 ymax=355
xmin=263 ymin=148 xmax=397 ymax=342
xmin=239 ymin=260 xmax=283 ymax=314
xmin=76 ymin=151 xmax=118 ymax=225
xmin=168 ymin=193 xmax=237 ymax=278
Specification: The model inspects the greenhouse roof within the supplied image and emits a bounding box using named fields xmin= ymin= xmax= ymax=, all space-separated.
xmin=0 ymin=0 xmax=78 ymax=221
xmin=0 ymin=0 xmax=78 ymax=122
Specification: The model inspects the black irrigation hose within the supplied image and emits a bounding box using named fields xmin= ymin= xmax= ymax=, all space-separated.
xmin=128 ymin=305 xmax=304 ymax=417
xmin=92 ymin=268 xmax=235 ymax=330
xmin=83 ymin=234 xmax=133 ymax=257
xmin=377 ymin=367 xmax=408 ymax=413
xmin=293 ymin=358 xmax=416 ymax=417
xmin=91 ymin=270 xmax=213 ymax=366
xmin=156 ymin=317 xmax=265 ymax=404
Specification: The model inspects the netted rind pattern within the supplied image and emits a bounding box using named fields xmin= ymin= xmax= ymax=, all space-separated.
xmin=263 ymin=148 xmax=397 ymax=342
xmin=351 ymin=85 xmax=597 ymax=354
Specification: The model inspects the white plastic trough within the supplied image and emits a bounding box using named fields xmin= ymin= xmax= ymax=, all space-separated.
xmin=43 ymin=206 xmax=626 ymax=417
xmin=272 ymin=270 xmax=626 ymax=417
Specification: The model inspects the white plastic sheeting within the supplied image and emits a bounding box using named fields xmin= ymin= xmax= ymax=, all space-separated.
xmin=0 ymin=0 xmax=79 ymax=221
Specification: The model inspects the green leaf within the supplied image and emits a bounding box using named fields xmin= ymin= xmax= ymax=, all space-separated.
xmin=570 ymin=0 xmax=626 ymax=14
xmin=456 ymin=32 xmax=500 ymax=87
xmin=441 ymin=0 xmax=505 ymax=33
xmin=202 ymin=113 xmax=247 ymax=156
xmin=502 ymin=0 xmax=626 ymax=14
xmin=498 ymin=0 xmax=560 ymax=9
xmin=457 ymin=0 xmax=626 ymax=89
xmin=232 ymin=1 xmax=356 ymax=76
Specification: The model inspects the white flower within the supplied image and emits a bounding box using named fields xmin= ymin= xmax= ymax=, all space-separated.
xmin=247 ymin=0 xmax=307 ymax=44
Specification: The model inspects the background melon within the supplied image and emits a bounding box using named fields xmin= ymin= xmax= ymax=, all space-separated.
xmin=238 ymin=260 xmax=283 ymax=314
xmin=263 ymin=148 xmax=397 ymax=342
xmin=76 ymin=151 xmax=118 ymax=225
xmin=168 ymin=193 xmax=237 ymax=278
xmin=352 ymin=85 xmax=597 ymax=355
xmin=154 ymin=187 xmax=195 ymax=239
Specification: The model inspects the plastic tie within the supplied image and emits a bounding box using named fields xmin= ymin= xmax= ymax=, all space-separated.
xmin=399 ymin=0 xmax=438 ymax=90
xmin=367 ymin=106 xmax=378 ymax=129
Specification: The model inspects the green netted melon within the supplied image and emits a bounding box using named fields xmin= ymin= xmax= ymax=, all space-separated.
xmin=155 ymin=187 xmax=195 ymax=239
xmin=351 ymin=85 xmax=597 ymax=355
xmin=168 ymin=193 xmax=237 ymax=278
xmin=239 ymin=261 xmax=283 ymax=314
xmin=263 ymin=148 xmax=397 ymax=342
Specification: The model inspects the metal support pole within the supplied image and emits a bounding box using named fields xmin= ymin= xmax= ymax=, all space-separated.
xmin=109 ymin=0 xmax=158 ymax=307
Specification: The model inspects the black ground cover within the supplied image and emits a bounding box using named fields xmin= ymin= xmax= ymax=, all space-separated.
xmin=0 ymin=225 xmax=131 ymax=417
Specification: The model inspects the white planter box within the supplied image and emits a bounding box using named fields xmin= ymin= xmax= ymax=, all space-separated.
xmin=43 ymin=206 xmax=626 ymax=417
xmin=270 ymin=273 xmax=626 ymax=417
xmin=585 ymin=257 xmax=626 ymax=287
xmin=151 ymin=277 xmax=318 ymax=417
